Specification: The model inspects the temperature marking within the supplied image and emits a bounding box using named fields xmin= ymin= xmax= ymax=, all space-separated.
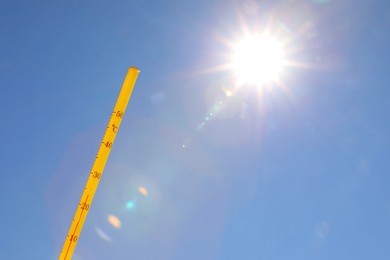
xmin=59 ymin=67 xmax=139 ymax=259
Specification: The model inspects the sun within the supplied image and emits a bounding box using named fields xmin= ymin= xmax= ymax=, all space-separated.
xmin=231 ymin=34 xmax=286 ymax=86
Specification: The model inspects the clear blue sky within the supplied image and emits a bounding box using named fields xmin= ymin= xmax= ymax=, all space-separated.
xmin=1 ymin=0 xmax=390 ymax=259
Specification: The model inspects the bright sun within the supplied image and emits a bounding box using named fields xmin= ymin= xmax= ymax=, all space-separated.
xmin=232 ymin=34 xmax=286 ymax=86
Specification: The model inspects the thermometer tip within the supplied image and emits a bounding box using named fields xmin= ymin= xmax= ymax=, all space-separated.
xmin=129 ymin=66 xmax=140 ymax=72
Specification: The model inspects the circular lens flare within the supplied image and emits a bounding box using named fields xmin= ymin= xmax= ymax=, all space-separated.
xmin=126 ymin=200 xmax=136 ymax=210
xmin=138 ymin=186 xmax=148 ymax=196
xmin=232 ymin=34 xmax=285 ymax=86
xmin=107 ymin=214 xmax=122 ymax=229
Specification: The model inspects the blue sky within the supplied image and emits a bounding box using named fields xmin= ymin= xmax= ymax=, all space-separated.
xmin=1 ymin=0 xmax=390 ymax=259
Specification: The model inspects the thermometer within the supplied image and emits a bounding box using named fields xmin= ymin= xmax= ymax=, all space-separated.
xmin=59 ymin=67 xmax=140 ymax=259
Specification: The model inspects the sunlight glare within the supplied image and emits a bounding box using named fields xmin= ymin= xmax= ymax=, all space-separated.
xmin=232 ymin=34 xmax=285 ymax=86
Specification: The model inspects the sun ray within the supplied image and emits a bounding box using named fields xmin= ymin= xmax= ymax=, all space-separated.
xmin=185 ymin=14 xmax=314 ymax=108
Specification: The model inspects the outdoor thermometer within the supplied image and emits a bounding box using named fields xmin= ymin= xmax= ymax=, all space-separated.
xmin=59 ymin=67 xmax=140 ymax=259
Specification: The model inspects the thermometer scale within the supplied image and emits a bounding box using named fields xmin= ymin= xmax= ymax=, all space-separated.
xmin=59 ymin=67 xmax=139 ymax=259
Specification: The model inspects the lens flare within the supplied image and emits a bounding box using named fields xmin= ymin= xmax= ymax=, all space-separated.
xmin=95 ymin=227 xmax=113 ymax=242
xmin=126 ymin=200 xmax=136 ymax=210
xmin=107 ymin=214 xmax=122 ymax=229
xmin=138 ymin=186 xmax=148 ymax=196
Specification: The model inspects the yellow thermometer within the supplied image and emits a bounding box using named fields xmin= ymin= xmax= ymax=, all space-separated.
xmin=59 ymin=67 xmax=140 ymax=259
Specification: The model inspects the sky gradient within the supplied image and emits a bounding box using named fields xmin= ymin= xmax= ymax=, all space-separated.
xmin=1 ymin=0 xmax=390 ymax=259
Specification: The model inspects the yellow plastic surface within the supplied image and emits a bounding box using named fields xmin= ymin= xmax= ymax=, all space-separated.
xmin=59 ymin=67 xmax=139 ymax=259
